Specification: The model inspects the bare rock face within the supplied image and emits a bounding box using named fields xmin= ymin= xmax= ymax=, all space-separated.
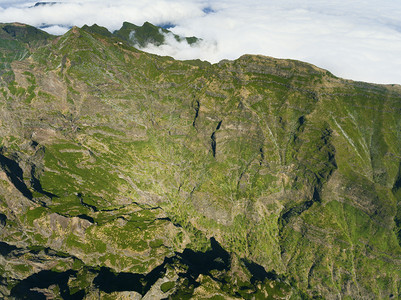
xmin=85 ymin=291 xmax=142 ymax=300
xmin=0 ymin=22 xmax=400 ymax=299
xmin=48 ymin=213 xmax=92 ymax=234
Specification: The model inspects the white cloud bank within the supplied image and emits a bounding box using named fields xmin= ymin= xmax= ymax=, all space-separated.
xmin=1 ymin=0 xmax=401 ymax=84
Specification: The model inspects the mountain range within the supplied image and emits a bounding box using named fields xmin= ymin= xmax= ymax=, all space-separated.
xmin=0 ymin=22 xmax=400 ymax=299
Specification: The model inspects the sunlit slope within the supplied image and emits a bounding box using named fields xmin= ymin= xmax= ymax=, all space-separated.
xmin=0 ymin=24 xmax=400 ymax=299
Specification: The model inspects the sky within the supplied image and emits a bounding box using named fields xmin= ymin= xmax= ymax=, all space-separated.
xmin=1 ymin=0 xmax=401 ymax=84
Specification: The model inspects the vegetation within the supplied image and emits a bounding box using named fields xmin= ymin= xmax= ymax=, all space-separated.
xmin=114 ymin=21 xmax=200 ymax=47
xmin=0 ymin=21 xmax=400 ymax=299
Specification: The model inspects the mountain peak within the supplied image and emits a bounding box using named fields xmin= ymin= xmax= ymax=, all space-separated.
xmin=113 ymin=21 xmax=200 ymax=48
xmin=0 ymin=22 xmax=53 ymax=45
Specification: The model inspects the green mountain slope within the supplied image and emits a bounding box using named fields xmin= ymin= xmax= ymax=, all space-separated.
xmin=0 ymin=23 xmax=54 ymax=80
xmin=113 ymin=21 xmax=199 ymax=47
xmin=0 ymin=24 xmax=400 ymax=299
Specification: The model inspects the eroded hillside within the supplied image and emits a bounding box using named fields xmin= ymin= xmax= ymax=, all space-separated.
xmin=0 ymin=23 xmax=401 ymax=299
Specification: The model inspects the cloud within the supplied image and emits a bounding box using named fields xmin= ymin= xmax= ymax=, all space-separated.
xmin=39 ymin=24 xmax=69 ymax=35
xmin=1 ymin=0 xmax=401 ymax=84
xmin=136 ymin=30 xmax=219 ymax=61
xmin=0 ymin=1 xmax=205 ymax=31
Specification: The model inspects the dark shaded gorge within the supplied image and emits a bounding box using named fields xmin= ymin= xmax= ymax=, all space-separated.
xmin=0 ymin=153 xmax=33 ymax=200
xmin=9 ymin=237 xmax=283 ymax=299
xmin=10 ymin=270 xmax=84 ymax=300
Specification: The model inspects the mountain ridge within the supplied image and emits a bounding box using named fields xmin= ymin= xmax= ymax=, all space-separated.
xmin=0 ymin=22 xmax=400 ymax=299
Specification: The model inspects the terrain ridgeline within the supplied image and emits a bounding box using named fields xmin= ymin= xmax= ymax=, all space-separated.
xmin=0 ymin=21 xmax=400 ymax=299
